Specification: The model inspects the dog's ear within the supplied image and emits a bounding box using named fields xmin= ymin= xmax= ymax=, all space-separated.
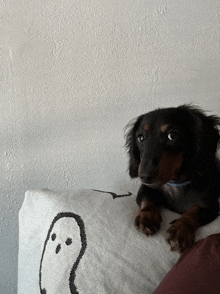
xmin=196 ymin=111 xmax=219 ymax=156
xmin=125 ymin=116 xmax=143 ymax=178
xmin=187 ymin=106 xmax=220 ymax=159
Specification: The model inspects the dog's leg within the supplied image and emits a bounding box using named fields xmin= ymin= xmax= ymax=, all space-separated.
xmin=167 ymin=205 xmax=219 ymax=253
xmin=135 ymin=185 xmax=165 ymax=236
xmin=135 ymin=200 xmax=162 ymax=236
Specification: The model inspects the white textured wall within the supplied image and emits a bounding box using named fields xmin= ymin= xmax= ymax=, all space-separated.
xmin=1 ymin=0 xmax=220 ymax=292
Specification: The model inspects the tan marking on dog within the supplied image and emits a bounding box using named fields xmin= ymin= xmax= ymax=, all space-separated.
xmin=135 ymin=200 xmax=162 ymax=236
xmin=158 ymin=152 xmax=184 ymax=184
xmin=167 ymin=205 xmax=201 ymax=252
xmin=143 ymin=124 xmax=149 ymax=131
xmin=161 ymin=125 xmax=169 ymax=133
xmin=181 ymin=205 xmax=201 ymax=228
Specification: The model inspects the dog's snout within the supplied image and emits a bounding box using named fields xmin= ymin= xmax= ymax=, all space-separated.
xmin=140 ymin=173 xmax=155 ymax=185
xmin=139 ymin=158 xmax=159 ymax=185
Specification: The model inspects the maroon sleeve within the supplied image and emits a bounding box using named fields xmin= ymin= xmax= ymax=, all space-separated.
xmin=153 ymin=234 xmax=220 ymax=294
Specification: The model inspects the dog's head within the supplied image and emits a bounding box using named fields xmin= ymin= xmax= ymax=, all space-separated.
xmin=125 ymin=105 xmax=220 ymax=187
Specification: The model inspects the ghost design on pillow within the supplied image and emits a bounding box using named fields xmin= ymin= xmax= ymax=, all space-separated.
xmin=39 ymin=212 xmax=87 ymax=294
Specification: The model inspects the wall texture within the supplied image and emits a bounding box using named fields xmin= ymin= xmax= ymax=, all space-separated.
xmin=1 ymin=0 xmax=220 ymax=292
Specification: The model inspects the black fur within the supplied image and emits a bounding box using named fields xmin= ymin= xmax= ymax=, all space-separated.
xmin=125 ymin=105 xmax=220 ymax=252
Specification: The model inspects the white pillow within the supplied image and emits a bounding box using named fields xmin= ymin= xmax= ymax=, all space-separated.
xmin=18 ymin=189 xmax=220 ymax=294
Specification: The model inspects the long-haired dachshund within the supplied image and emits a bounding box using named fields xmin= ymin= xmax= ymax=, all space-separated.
xmin=125 ymin=105 xmax=220 ymax=253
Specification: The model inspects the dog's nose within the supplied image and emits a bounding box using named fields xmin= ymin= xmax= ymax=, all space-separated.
xmin=140 ymin=173 xmax=155 ymax=185
xmin=139 ymin=157 xmax=159 ymax=185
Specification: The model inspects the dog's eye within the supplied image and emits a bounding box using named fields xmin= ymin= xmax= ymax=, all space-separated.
xmin=168 ymin=131 xmax=179 ymax=141
xmin=137 ymin=134 xmax=144 ymax=143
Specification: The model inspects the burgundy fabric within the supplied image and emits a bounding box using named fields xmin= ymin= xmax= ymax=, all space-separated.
xmin=153 ymin=234 xmax=220 ymax=294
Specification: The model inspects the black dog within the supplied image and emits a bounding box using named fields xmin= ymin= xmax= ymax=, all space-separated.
xmin=126 ymin=105 xmax=220 ymax=253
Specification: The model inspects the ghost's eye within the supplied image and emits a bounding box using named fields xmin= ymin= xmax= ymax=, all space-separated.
xmin=65 ymin=238 xmax=72 ymax=246
xmin=168 ymin=131 xmax=179 ymax=141
xmin=51 ymin=233 xmax=56 ymax=241
xmin=137 ymin=134 xmax=144 ymax=143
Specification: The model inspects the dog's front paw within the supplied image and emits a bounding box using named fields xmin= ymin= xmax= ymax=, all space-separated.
xmin=135 ymin=209 xmax=162 ymax=236
xmin=167 ymin=219 xmax=195 ymax=253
